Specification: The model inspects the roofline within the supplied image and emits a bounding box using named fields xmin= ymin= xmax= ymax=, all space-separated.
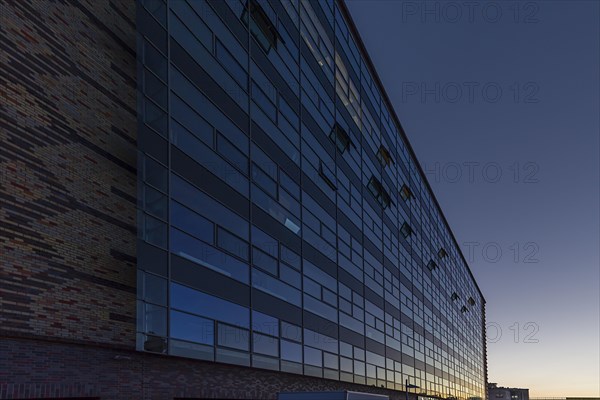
xmin=336 ymin=0 xmax=486 ymax=302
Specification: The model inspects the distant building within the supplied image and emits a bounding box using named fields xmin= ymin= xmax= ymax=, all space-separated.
xmin=489 ymin=383 xmax=529 ymax=400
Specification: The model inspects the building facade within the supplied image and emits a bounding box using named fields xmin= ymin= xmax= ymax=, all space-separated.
xmin=0 ymin=0 xmax=486 ymax=399
xmin=489 ymin=384 xmax=529 ymax=400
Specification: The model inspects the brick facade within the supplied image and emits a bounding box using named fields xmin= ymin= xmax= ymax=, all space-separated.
xmin=1 ymin=336 xmax=417 ymax=400
xmin=1 ymin=0 xmax=137 ymax=347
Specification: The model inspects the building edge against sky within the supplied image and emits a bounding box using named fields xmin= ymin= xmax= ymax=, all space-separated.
xmin=0 ymin=0 xmax=486 ymax=399
xmin=135 ymin=0 xmax=486 ymax=398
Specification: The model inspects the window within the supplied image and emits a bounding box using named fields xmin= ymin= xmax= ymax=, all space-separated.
xmin=281 ymin=340 xmax=302 ymax=362
xmin=252 ymin=268 xmax=301 ymax=305
xmin=426 ymin=260 xmax=437 ymax=271
xmin=140 ymin=272 xmax=167 ymax=306
xmin=367 ymin=176 xmax=391 ymax=209
xmin=400 ymin=222 xmax=412 ymax=238
xmin=171 ymin=283 xmax=250 ymax=328
xmin=142 ymin=214 xmax=167 ymax=248
xmin=461 ymin=306 xmax=469 ymax=314
xmin=140 ymin=303 xmax=167 ymax=336
xmin=170 ymin=201 xmax=214 ymax=244
xmin=400 ymin=184 xmax=413 ymax=201
xmin=217 ymin=227 xmax=249 ymax=261
xmin=170 ymin=310 xmax=214 ymax=345
xmin=171 ymin=228 xmax=249 ymax=284
xmin=376 ymin=145 xmax=393 ymax=168
xmin=304 ymin=346 xmax=323 ymax=367
xmin=243 ymin=0 xmax=279 ymax=53
xmin=218 ymin=323 xmax=249 ymax=351
xmin=329 ymin=122 xmax=351 ymax=153
xmin=438 ymin=247 xmax=448 ymax=259
xmin=252 ymin=311 xmax=278 ymax=336
xmin=253 ymin=333 xmax=279 ymax=357
xmin=319 ymin=161 xmax=337 ymax=190
xmin=451 ymin=292 xmax=459 ymax=301
xmin=468 ymin=297 xmax=476 ymax=306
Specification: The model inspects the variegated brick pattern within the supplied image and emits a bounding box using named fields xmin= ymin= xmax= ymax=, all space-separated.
xmin=0 ymin=0 xmax=137 ymax=347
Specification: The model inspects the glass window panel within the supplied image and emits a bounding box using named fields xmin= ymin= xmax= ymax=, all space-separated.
xmin=253 ymin=333 xmax=279 ymax=357
xmin=171 ymin=228 xmax=249 ymax=284
xmin=142 ymin=272 xmax=167 ymax=306
xmin=252 ymin=354 xmax=279 ymax=371
xmin=281 ymin=321 xmax=302 ymax=342
xmin=252 ymin=164 xmax=277 ymax=198
xmin=340 ymin=356 xmax=353 ymax=372
xmin=171 ymin=282 xmax=250 ymax=328
xmin=323 ymin=352 xmax=338 ymax=369
xmin=303 ymin=328 xmax=338 ymax=353
xmin=304 ymin=346 xmax=322 ymax=367
xmin=143 ymin=214 xmax=167 ymax=248
xmin=143 ymin=97 xmax=167 ymax=137
xmin=251 ymin=80 xmax=276 ymax=121
xmin=171 ymin=174 xmax=248 ymax=240
xmin=170 ymin=310 xmax=214 ymax=345
xmin=217 ymin=227 xmax=249 ymax=260
xmin=217 ymin=133 xmax=248 ymax=174
xmin=251 ymin=225 xmax=278 ymax=258
xmin=252 ymin=247 xmax=278 ymax=276
xmin=143 ymin=68 xmax=167 ymax=109
xmin=142 ymin=38 xmax=167 ymax=81
xmin=251 ymin=185 xmax=301 ymax=234
xmin=279 ymin=264 xmax=301 ymax=288
xmin=215 ymin=39 xmax=248 ymax=88
xmin=252 ymin=268 xmax=301 ymax=305
xmin=143 ymin=156 xmax=167 ymax=192
xmin=216 ymin=347 xmax=250 ymax=366
xmin=170 ymin=201 xmax=213 ymax=244
xmin=141 ymin=303 xmax=166 ymax=336
xmin=280 ymin=244 xmax=300 ymax=270
xmin=143 ymin=185 xmax=167 ymax=220
xmin=281 ymin=340 xmax=302 ymax=363
xmin=303 ymin=277 xmax=321 ymax=298
xmin=218 ymin=323 xmax=249 ymax=351
xmin=171 ymin=97 xmax=213 ymax=146
xmin=280 ymin=171 xmax=300 ymax=199
xmin=169 ymin=339 xmax=214 ymax=361
xmin=252 ymin=310 xmax=279 ymax=336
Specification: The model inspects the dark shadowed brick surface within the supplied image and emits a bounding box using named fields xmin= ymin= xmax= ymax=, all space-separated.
xmin=0 ymin=337 xmax=418 ymax=400
xmin=1 ymin=0 xmax=137 ymax=345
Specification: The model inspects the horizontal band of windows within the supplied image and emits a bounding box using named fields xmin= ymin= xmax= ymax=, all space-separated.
xmin=252 ymin=185 xmax=300 ymax=232
xmin=171 ymin=131 xmax=249 ymax=197
xmin=251 ymin=120 xmax=301 ymax=181
xmin=252 ymin=268 xmax=301 ymax=306
xmin=171 ymin=282 xmax=250 ymax=328
xmin=252 ymin=288 xmax=302 ymax=326
xmin=251 ymin=103 xmax=300 ymax=165
xmin=171 ymin=68 xmax=249 ymax=153
xmin=171 ymin=39 xmax=249 ymax=135
xmin=171 ymin=253 xmax=250 ymax=307
xmin=137 ymin=239 xmax=168 ymax=277
xmin=139 ymin=125 xmax=168 ymax=165
xmin=303 ymin=294 xmax=337 ymax=323
xmin=171 ymin=147 xmax=250 ymax=219
xmin=171 ymin=227 xmax=249 ymax=284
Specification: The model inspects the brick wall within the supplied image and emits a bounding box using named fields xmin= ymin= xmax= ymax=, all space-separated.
xmin=0 ymin=0 xmax=137 ymax=347
xmin=1 ymin=337 xmax=417 ymax=400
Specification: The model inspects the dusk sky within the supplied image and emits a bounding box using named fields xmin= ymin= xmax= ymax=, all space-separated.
xmin=346 ymin=0 xmax=600 ymax=396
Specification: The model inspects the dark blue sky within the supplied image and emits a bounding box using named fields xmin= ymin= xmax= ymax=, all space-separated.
xmin=346 ymin=0 xmax=600 ymax=395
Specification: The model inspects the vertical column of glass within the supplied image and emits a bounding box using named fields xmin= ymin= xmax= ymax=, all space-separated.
xmin=136 ymin=0 xmax=170 ymax=354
